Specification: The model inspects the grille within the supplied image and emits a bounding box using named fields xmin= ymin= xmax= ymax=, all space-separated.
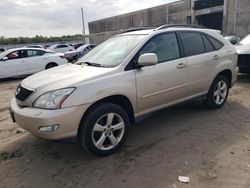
xmin=15 ymin=85 xmax=34 ymax=101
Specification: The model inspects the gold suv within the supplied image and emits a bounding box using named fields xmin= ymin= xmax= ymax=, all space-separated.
xmin=10 ymin=25 xmax=239 ymax=156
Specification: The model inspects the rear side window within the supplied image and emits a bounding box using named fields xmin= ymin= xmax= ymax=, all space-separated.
xmin=207 ymin=35 xmax=223 ymax=50
xmin=180 ymin=32 xmax=205 ymax=57
xmin=27 ymin=50 xmax=45 ymax=57
xmin=139 ymin=32 xmax=180 ymax=63
xmin=57 ymin=45 xmax=68 ymax=48
xmin=202 ymin=35 xmax=214 ymax=52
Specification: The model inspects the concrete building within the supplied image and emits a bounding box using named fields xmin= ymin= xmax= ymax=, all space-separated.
xmin=88 ymin=0 xmax=250 ymax=44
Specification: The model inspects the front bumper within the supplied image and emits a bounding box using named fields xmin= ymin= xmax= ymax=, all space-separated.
xmin=238 ymin=54 xmax=250 ymax=73
xmin=10 ymin=99 xmax=88 ymax=140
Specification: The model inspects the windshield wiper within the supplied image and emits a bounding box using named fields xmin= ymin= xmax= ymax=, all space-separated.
xmin=81 ymin=61 xmax=106 ymax=67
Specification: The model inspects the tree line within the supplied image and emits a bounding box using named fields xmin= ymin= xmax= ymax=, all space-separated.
xmin=0 ymin=34 xmax=84 ymax=45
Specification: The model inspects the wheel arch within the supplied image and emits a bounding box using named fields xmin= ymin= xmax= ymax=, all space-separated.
xmin=45 ymin=62 xmax=58 ymax=69
xmin=216 ymin=69 xmax=232 ymax=88
xmin=78 ymin=95 xmax=135 ymax=134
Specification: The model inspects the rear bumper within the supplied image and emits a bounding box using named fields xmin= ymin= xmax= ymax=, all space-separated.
xmin=10 ymin=98 xmax=88 ymax=140
xmin=232 ymin=66 xmax=239 ymax=87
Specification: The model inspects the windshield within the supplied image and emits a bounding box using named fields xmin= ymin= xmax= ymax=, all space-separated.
xmin=0 ymin=50 xmax=11 ymax=59
xmin=77 ymin=35 xmax=147 ymax=67
xmin=77 ymin=45 xmax=88 ymax=52
xmin=239 ymin=34 xmax=250 ymax=45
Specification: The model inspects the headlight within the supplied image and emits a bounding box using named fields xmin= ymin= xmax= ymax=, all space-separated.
xmin=33 ymin=88 xmax=75 ymax=109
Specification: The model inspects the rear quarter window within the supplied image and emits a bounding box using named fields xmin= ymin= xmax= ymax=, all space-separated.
xmin=206 ymin=35 xmax=223 ymax=50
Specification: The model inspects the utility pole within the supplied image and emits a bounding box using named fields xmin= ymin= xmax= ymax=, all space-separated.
xmin=234 ymin=0 xmax=238 ymax=34
xmin=81 ymin=7 xmax=87 ymax=44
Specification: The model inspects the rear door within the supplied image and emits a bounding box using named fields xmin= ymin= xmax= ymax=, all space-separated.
xmin=0 ymin=50 xmax=28 ymax=77
xmin=26 ymin=50 xmax=47 ymax=73
xmin=178 ymin=31 xmax=222 ymax=97
xmin=135 ymin=32 xmax=188 ymax=115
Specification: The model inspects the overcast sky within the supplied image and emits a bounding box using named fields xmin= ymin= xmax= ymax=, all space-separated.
xmin=0 ymin=0 xmax=177 ymax=37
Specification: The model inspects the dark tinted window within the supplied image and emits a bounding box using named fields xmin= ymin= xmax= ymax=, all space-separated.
xmin=202 ymin=35 xmax=214 ymax=52
xmin=180 ymin=32 xmax=205 ymax=56
xmin=207 ymin=36 xmax=223 ymax=50
xmin=57 ymin=45 xmax=68 ymax=48
xmin=140 ymin=33 xmax=180 ymax=63
xmin=27 ymin=50 xmax=45 ymax=57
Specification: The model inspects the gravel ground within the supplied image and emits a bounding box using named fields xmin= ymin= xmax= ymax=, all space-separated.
xmin=0 ymin=75 xmax=250 ymax=188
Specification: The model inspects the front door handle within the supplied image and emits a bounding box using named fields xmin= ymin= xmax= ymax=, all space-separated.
xmin=176 ymin=63 xmax=186 ymax=69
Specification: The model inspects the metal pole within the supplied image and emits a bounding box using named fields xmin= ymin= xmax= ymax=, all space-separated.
xmin=81 ymin=7 xmax=87 ymax=44
xmin=81 ymin=8 xmax=85 ymax=36
xmin=234 ymin=0 xmax=238 ymax=34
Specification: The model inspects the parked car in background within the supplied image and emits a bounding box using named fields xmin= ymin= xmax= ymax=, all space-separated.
xmin=10 ymin=25 xmax=238 ymax=156
xmin=236 ymin=34 xmax=250 ymax=73
xmin=0 ymin=47 xmax=6 ymax=53
xmin=65 ymin=44 xmax=96 ymax=62
xmin=24 ymin=45 xmax=44 ymax=49
xmin=72 ymin=43 xmax=84 ymax=49
xmin=225 ymin=35 xmax=241 ymax=45
xmin=0 ymin=48 xmax=67 ymax=79
xmin=49 ymin=44 xmax=74 ymax=53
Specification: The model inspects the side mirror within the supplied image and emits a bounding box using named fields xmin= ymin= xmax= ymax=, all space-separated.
xmin=137 ymin=53 xmax=158 ymax=67
xmin=1 ymin=57 xmax=8 ymax=61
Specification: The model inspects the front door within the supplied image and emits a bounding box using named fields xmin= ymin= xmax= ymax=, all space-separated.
xmin=0 ymin=50 xmax=28 ymax=78
xmin=135 ymin=32 xmax=188 ymax=115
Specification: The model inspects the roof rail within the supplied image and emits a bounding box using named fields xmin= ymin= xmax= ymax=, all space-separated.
xmin=155 ymin=24 xmax=206 ymax=30
xmin=122 ymin=27 xmax=154 ymax=33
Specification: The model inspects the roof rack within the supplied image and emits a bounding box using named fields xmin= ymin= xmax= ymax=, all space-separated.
xmin=155 ymin=24 xmax=207 ymax=30
xmin=122 ymin=27 xmax=155 ymax=33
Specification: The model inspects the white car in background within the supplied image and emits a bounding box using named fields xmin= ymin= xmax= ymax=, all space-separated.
xmin=49 ymin=44 xmax=74 ymax=53
xmin=0 ymin=48 xmax=67 ymax=79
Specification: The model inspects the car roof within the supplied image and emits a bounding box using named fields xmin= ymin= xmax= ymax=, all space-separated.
xmin=5 ymin=48 xmax=50 ymax=52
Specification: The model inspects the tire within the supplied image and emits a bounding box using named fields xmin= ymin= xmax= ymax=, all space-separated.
xmin=78 ymin=103 xmax=130 ymax=156
xmin=204 ymin=75 xmax=229 ymax=109
xmin=45 ymin=63 xmax=58 ymax=69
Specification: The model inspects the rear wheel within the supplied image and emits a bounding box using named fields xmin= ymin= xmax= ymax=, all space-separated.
xmin=45 ymin=63 xmax=58 ymax=69
xmin=204 ymin=75 xmax=229 ymax=109
xmin=78 ymin=103 xmax=130 ymax=156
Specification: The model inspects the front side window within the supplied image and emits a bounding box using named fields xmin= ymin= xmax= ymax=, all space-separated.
xmin=7 ymin=50 xmax=27 ymax=60
xmin=180 ymin=32 xmax=205 ymax=57
xmin=139 ymin=33 xmax=181 ymax=63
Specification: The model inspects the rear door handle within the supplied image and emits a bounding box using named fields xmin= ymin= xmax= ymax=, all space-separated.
xmin=213 ymin=55 xmax=220 ymax=60
xmin=176 ymin=63 xmax=186 ymax=69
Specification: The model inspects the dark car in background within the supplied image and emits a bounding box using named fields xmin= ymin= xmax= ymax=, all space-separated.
xmin=0 ymin=47 xmax=6 ymax=53
xmin=64 ymin=44 xmax=96 ymax=62
xmin=236 ymin=34 xmax=250 ymax=73
xmin=225 ymin=35 xmax=241 ymax=45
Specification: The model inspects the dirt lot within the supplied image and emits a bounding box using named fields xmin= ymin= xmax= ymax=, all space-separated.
xmin=0 ymin=75 xmax=250 ymax=188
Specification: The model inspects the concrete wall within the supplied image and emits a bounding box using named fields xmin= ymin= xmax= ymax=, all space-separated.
xmin=88 ymin=0 xmax=190 ymax=43
xmin=89 ymin=1 xmax=189 ymax=34
xmin=224 ymin=0 xmax=250 ymax=37
xmin=88 ymin=0 xmax=250 ymax=44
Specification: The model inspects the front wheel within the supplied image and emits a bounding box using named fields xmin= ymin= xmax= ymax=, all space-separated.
xmin=78 ymin=103 xmax=130 ymax=156
xmin=204 ymin=75 xmax=229 ymax=109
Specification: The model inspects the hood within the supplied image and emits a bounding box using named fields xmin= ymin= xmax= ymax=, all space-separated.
xmin=236 ymin=44 xmax=250 ymax=54
xmin=21 ymin=64 xmax=115 ymax=91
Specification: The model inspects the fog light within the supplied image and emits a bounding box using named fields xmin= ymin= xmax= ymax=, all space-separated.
xmin=39 ymin=125 xmax=59 ymax=133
